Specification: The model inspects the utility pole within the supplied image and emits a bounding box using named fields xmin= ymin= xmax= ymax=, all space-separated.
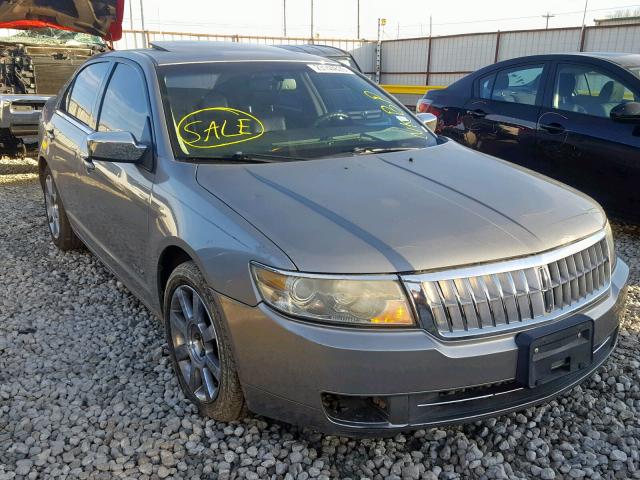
xmin=310 ymin=0 xmax=314 ymax=41
xmin=542 ymin=12 xmax=555 ymax=29
xmin=429 ymin=15 xmax=432 ymax=37
xmin=581 ymin=0 xmax=589 ymax=27
xmin=376 ymin=18 xmax=386 ymax=83
xmin=283 ymin=0 xmax=287 ymax=37
xmin=139 ymin=0 xmax=147 ymax=47
xmin=579 ymin=0 xmax=588 ymax=50
xmin=357 ymin=0 xmax=360 ymax=38
xmin=129 ymin=0 xmax=136 ymax=48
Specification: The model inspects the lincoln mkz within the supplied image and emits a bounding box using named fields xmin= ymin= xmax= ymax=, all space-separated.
xmin=38 ymin=42 xmax=629 ymax=435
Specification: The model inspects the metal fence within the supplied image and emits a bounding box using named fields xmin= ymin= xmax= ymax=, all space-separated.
xmin=380 ymin=23 xmax=640 ymax=87
xmin=113 ymin=22 xmax=640 ymax=90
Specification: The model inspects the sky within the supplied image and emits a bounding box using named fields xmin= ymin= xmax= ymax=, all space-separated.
xmin=126 ymin=0 xmax=640 ymax=40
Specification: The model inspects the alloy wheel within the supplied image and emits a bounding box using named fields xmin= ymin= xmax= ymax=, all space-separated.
xmin=44 ymin=174 xmax=60 ymax=239
xmin=169 ymin=285 xmax=221 ymax=402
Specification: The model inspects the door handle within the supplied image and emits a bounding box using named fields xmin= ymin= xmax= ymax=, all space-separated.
xmin=539 ymin=122 xmax=566 ymax=134
xmin=468 ymin=109 xmax=487 ymax=118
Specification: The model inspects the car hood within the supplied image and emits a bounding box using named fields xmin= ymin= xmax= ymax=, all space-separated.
xmin=196 ymin=140 xmax=605 ymax=274
xmin=0 ymin=1 xmax=123 ymax=41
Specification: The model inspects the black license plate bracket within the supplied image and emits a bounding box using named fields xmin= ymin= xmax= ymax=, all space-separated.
xmin=516 ymin=315 xmax=594 ymax=389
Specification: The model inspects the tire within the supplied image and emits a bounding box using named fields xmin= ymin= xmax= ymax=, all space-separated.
xmin=41 ymin=165 xmax=82 ymax=251
xmin=164 ymin=261 xmax=247 ymax=421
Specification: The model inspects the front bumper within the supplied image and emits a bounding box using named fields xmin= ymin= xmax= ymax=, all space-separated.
xmin=220 ymin=259 xmax=629 ymax=435
xmin=0 ymin=94 xmax=50 ymax=154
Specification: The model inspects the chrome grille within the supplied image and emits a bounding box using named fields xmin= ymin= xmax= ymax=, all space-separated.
xmin=404 ymin=233 xmax=611 ymax=338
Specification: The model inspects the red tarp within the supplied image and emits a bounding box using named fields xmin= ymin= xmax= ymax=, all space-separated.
xmin=0 ymin=0 xmax=124 ymax=41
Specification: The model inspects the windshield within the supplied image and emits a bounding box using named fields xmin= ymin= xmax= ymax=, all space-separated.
xmin=0 ymin=28 xmax=106 ymax=47
xmin=160 ymin=62 xmax=436 ymax=161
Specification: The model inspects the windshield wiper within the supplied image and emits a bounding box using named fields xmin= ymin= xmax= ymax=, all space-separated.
xmin=190 ymin=152 xmax=304 ymax=163
xmin=349 ymin=146 xmax=421 ymax=156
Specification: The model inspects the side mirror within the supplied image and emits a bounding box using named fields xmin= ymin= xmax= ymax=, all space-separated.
xmin=610 ymin=102 xmax=640 ymax=124
xmin=86 ymin=131 xmax=148 ymax=163
xmin=416 ymin=112 xmax=438 ymax=132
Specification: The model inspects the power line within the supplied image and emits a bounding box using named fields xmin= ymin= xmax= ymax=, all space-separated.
xmin=138 ymin=1 xmax=638 ymax=31
xmin=399 ymin=3 xmax=640 ymax=28
xmin=125 ymin=1 xmax=640 ymax=41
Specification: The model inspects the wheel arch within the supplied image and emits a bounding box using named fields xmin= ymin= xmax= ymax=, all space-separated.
xmin=38 ymin=156 xmax=48 ymax=186
xmin=157 ymin=244 xmax=195 ymax=311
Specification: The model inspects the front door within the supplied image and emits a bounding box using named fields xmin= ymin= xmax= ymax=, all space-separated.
xmin=536 ymin=61 xmax=640 ymax=220
xmin=77 ymin=60 xmax=156 ymax=294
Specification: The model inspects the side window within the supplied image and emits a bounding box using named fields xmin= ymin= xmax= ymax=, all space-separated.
xmin=552 ymin=63 xmax=639 ymax=118
xmin=478 ymin=73 xmax=495 ymax=100
xmin=98 ymin=63 xmax=151 ymax=142
xmin=491 ymin=64 xmax=544 ymax=106
xmin=65 ymin=62 xmax=110 ymax=128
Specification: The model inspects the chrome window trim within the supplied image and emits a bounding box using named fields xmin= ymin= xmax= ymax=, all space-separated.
xmin=56 ymin=110 xmax=93 ymax=135
xmin=159 ymin=59 xmax=332 ymax=66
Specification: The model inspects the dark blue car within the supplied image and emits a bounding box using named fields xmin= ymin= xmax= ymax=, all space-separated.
xmin=417 ymin=53 xmax=640 ymax=222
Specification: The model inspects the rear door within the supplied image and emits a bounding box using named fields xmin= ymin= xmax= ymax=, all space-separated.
xmin=536 ymin=61 xmax=640 ymax=219
xmin=462 ymin=62 xmax=549 ymax=170
xmin=47 ymin=60 xmax=112 ymax=222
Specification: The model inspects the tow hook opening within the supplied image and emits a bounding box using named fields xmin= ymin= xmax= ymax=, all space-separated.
xmin=321 ymin=393 xmax=393 ymax=426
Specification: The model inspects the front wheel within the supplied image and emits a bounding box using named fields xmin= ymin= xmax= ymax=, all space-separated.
xmin=164 ymin=261 xmax=247 ymax=421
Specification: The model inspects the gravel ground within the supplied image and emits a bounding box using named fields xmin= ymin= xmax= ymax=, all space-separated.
xmin=0 ymin=157 xmax=639 ymax=480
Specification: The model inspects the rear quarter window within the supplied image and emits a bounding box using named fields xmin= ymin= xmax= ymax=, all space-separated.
xmin=478 ymin=73 xmax=495 ymax=99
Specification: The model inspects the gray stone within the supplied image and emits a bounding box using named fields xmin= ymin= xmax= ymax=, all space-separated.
xmin=15 ymin=460 xmax=33 ymax=476
xmin=611 ymin=450 xmax=628 ymax=462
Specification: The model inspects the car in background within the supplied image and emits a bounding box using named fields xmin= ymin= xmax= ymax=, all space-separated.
xmin=0 ymin=0 xmax=121 ymax=158
xmin=0 ymin=29 xmax=107 ymax=157
xmin=277 ymin=44 xmax=362 ymax=72
xmin=417 ymin=53 xmax=640 ymax=222
xmin=38 ymin=41 xmax=628 ymax=435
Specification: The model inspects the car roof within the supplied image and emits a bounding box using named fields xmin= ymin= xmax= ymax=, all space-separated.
xmin=277 ymin=44 xmax=352 ymax=57
xmin=110 ymin=41 xmax=335 ymax=66
xmin=492 ymin=52 xmax=640 ymax=69
xmin=554 ymin=52 xmax=640 ymax=67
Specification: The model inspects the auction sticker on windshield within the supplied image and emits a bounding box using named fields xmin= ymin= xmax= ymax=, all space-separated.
xmin=307 ymin=64 xmax=353 ymax=74
xmin=177 ymin=107 xmax=264 ymax=149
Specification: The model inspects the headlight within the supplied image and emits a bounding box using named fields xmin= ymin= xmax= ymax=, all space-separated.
xmin=251 ymin=264 xmax=415 ymax=327
xmin=605 ymin=221 xmax=617 ymax=271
